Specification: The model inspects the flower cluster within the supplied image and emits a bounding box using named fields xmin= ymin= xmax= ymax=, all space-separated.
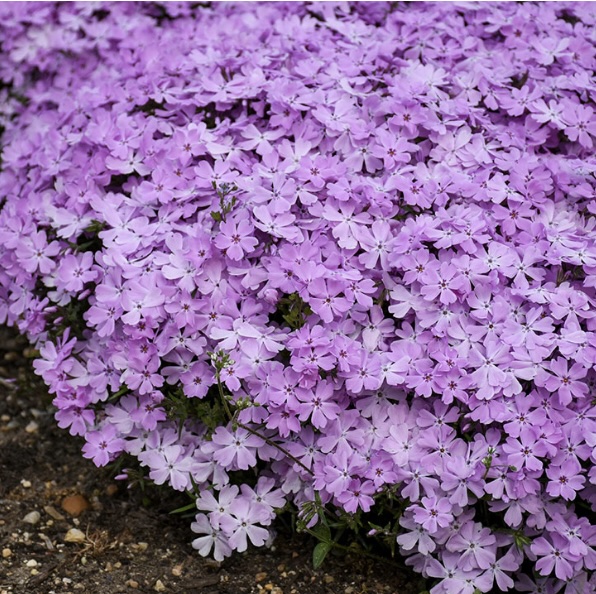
xmin=0 ymin=2 xmax=595 ymax=592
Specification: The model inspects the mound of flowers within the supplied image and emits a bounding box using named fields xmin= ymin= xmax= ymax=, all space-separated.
xmin=1 ymin=2 xmax=596 ymax=592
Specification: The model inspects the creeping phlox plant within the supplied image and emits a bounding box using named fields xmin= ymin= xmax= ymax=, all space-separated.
xmin=0 ymin=2 xmax=595 ymax=592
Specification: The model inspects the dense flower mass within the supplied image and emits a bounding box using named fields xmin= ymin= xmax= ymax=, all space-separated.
xmin=1 ymin=2 xmax=596 ymax=592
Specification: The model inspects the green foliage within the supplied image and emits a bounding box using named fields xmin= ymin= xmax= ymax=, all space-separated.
xmin=107 ymin=385 xmax=130 ymax=402
xmin=312 ymin=542 xmax=332 ymax=569
xmin=513 ymin=530 xmax=532 ymax=550
xmin=210 ymin=182 xmax=238 ymax=223
xmin=163 ymin=383 xmax=227 ymax=439
xmin=275 ymin=292 xmax=312 ymax=330
xmin=68 ymin=219 xmax=105 ymax=253
xmin=46 ymin=296 xmax=92 ymax=341
xmin=130 ymin=98 xmax=166 ymax=116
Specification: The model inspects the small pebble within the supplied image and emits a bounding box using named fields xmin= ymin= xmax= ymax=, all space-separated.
xmin=39 ymin=533 xmax=55 ymax=551
xmin=25 ymin=420 xmax=38 ymax=433
xmin=44 ymin=505 xmax=65 ymax=521
xmin=345 ymin=588 xmax=355 ymax=594
xmin=25 ymin=559 xmax=38 ymax=568
xmin=323 ymin=575 xmax=335 ymax=584
xmin=64 ymin=528 xmax=86 ymax=543
xmin=256 ymin=572 xmax=268 ymax=582
xmin=126 ymin=580 xmax=139 ymax=589
xmin=23 ymin=511 xmax=41 ymax=525
xmin=106 ymin=484 xmax=119 ymax=497
xmin=171 ymin=564 xmax=183 ymax=577
xmin=136 ymin=542 xmax=148 ymax=551
xmin=2 ymin=548 xmax=12 ymax=558
xmin=154 ymin=579 xmax=166 ymax=592
xmin=21 ymin=479 xmax=32 ymax=488
xmin=61 ymin=494 xmax=90 ymax=517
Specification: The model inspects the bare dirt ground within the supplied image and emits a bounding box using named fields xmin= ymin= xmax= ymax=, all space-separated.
xmin=0 ymin=329 xmax=424 ymax=594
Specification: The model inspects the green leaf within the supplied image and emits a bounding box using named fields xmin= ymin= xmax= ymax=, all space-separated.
xmin=169 ymin=501 xmax=197 ymax=515
xmin=513 ymin=531 xmax=532 ymax=549
xmin=312 ymin=542 xmax=332 ymax=570
xmin=310 ymin=521 xmax=331 ymax=542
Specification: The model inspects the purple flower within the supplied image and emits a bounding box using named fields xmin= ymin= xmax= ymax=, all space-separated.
xmin=140 ymin=444 xmax=193 ymax=491
xmin=214 ymin=217 xmax=258 ymax=261
xmin=336 ymin=478 xmax=375 ymax=513
xmin=412 ymin=495 xmax=454 ymax=534
xmin=15 ymin=230 xmax=61 ymax=274
xmin=481 ymin=548 xmax=520 ymax=591
xmin=446 ymin=521 xmax=496 ymax=571
xmin=546 ymin=459 xmax=586 ymax=501
xmin=535 ymin=357 xmax=588 ymax=405
xmin=1 ymin=2 xmax=595 ymax=586
xmin=82 ymin=424 xmax=125 ymax=467
xmin=562 ymin=103 xmax=596 ymax=149
xmin=219 ymin=497 xmax=271 ymax=552
xmin=191 ymin=513 xmax=232 ymax=562
xmin=531 ymin=533 xmax=581 ymax=581
xmin=209 ymin=427 xmax=264 ymax=471
xmin=297 ymin=379 xmax=340 ymax=430
xmin=57 ymin=252 xmax=98 ymax=293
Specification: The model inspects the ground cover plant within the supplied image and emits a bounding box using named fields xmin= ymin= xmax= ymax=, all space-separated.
xmin=0 ymin=2 xmax=595 ymax=593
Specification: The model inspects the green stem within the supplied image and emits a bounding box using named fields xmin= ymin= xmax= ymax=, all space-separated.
xmin=214 ymin=366 xmax=314 ymax=477
xmin=215 ymin=371 xmax=234 ymax=421
xmin=305 ymin=530 xmax=406 ymax=569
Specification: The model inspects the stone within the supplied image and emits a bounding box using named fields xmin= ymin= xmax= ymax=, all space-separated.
xmin=44 ymin=506 xmax=65 ymax=521
xmin=154 ymin=579 xmax=166 ymax=592
xmin=61 ymin=495 xmax=90 ymax=517
xmin=64 ymin=528 xmax=86 ymax=543
xmin=171 ymin=564 xmax=183 ymax=577
xmin=24 ymin=420 xmax=38 ymax=433
xmin=23 ymin=511 xmax=41 ymax=525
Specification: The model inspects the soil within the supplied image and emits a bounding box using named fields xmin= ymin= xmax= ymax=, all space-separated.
xmin=0 ymin=329 xmax=424 ymax=594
